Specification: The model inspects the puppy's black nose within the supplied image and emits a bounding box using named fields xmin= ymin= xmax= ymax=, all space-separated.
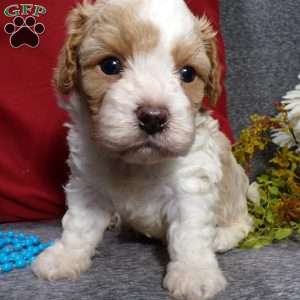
xmin=136 ymin=106 xmax=169 ymax=135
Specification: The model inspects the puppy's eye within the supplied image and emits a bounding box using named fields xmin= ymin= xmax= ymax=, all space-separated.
xmin=179 ymin=66 xmax=197 ymax=83
xmin=99 ymin=57 xmax=123 ymax=75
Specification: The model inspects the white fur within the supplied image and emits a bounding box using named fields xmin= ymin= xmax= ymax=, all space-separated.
xmin=138 ymin=0 xmax=196 ymax=47
xmin=33 ymin=97 xmax=251 ymax=298
xmin=33 ymin=1 xmax=252 ymax=299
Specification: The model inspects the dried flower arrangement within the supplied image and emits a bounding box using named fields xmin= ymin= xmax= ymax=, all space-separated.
xmin=233 ymin=75 xmax=300 ymax=249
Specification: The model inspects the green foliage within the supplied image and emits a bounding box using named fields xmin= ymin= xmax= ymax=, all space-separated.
xmin=233 ymin=109 xmax=300 ymax=249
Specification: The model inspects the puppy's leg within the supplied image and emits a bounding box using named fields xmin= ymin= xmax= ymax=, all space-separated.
xmin=32 ymin=178 xmax=113 ymax=280
xmin=164 ymin=190 xmax=227 ymax=300
xmin=213 ymin=191 xmax=252 ymax=253
xmin=213 ymin=218 xmax=252 ymax=253
xmin=213 ymin=153 xmax=253 ymax=253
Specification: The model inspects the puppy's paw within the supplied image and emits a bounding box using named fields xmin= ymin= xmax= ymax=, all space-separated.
xmin=32 ymin=241 xmax=92 ymax=280
xmin=213 ymin=220 xmax=253 ymax=253
xmin=163 ymin=261 xmax=227 ymax=300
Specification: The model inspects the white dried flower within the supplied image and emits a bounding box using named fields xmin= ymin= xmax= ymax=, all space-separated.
xmin=272 ymin=74 xmax=300 ymax=152
xmin=247 ymin=182 xmax=260 ymax=204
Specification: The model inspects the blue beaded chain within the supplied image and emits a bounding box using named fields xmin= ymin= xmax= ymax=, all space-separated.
xmin=0 ymin=231 xmax=53 ymax=273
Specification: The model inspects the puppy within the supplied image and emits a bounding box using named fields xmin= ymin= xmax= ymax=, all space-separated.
xmin=33 ymin=0 xmax=252 ymax=299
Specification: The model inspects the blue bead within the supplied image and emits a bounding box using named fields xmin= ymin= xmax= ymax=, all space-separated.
xmin=14 ymin=242 xmax=23 ymax=250
xmin=32 ymin=247 xmax=41 ymax=255
xmin=1 ymin=238 xmax=9 ymax=246
xmin=28 ymin=256 xmax=36 ymax=264
xmin=15 ymin=259 xmax=26 ymax=269
xmin=21 ymin=241 xmax=27 ymax=248
xmin=38 ymin=244 xmax=45 ymax=251
xmin=38 ymin=244 xmax=44 ymax=250
xmin=12 ymin=238 xmax=20 ymax=244
xmin=24 ymin=252 xmax=34 ymax=260
xmin=17 ymin=233 xmax=25 ymax=240
xmin=2 ymin=247 xmax=12 ymax=254
xmin=7 ymin=232 xmax=15 ymax=238
xmin=38 ymin=244 xmax=49 ymax=252
xmin=1 ymin=263 xmax=13 ymax=272
xmin=27 ymin=252 xmax=34 ymax=258
xmin=0 ymin=231 xmax=48 ymax=272
xmin=28 ymin=234 xmax=37 ymax=239
xmin=29 ymin=236 xmax=40 ymax=245
xmin=45 ymin=241 xmax=54 ymax=248
xmin=16 ymin=241 xmax=25 ymax=249
xmin=0 ymin=254 xmax=9 ymax=263
xmin=9 ymin=252 xmax=20 ymax=261
xmin=25 ymin=239 xmax=33 ymax=246
xmin=27 ymin=245 xmax=34 ymax=251
xmin=39 ymin=244 xmax=48 ymax=251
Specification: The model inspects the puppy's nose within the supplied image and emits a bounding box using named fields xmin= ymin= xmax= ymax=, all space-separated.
xmin=136 ymin=106 xmax=169 ymax=135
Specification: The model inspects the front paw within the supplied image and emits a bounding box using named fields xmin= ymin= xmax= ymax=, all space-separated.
xmin=163 ymin=261 xmax=227 ymax=300
xmin=32 ymin=241 xmax=92 ymax=280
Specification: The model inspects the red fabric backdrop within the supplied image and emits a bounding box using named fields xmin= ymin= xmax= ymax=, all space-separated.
xmin=186 ymin=0 xmax=233 ymax=142
xmin=0 ymin=0 xmax=233 ymax=223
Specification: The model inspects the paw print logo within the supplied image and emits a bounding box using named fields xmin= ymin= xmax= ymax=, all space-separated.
xmin=4 ymin=16 xmax=45 ymax=48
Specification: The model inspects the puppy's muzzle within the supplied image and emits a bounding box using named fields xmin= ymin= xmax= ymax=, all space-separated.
xmin=136 ymin=106 xmax=169 ymax=135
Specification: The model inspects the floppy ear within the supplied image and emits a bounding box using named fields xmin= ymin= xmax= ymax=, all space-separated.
xmin=54 ymin=1 xmax=93 ymax=95
xmin=198 ymin=16 xmax=221 ymax=106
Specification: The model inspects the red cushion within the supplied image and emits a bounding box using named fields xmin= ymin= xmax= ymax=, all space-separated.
xmin=0 ymin=0 xmax=233 ymax=223
xmin=186 ymin=0 xmax=234 ymax=143
xmin=0 ymin=1 xmax=74 ymax=222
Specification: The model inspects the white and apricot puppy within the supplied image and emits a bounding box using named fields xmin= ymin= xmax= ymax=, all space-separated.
xmin=33 ymin=0 xmax=252 ymax=299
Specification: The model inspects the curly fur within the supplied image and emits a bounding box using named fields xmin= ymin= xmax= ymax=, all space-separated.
xmin=33 ymin=1 xmax=252 ymax=299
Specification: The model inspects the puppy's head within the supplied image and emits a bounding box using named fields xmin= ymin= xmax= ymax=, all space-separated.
xmin=55 ymin=0 xmax=221 ymax=164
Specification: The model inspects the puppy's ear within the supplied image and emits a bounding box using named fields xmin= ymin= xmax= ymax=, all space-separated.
xmin=54 ymin=1 xmax=93 ymax=94
xmin=198 ymin=16 xmax=221 ymax=106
